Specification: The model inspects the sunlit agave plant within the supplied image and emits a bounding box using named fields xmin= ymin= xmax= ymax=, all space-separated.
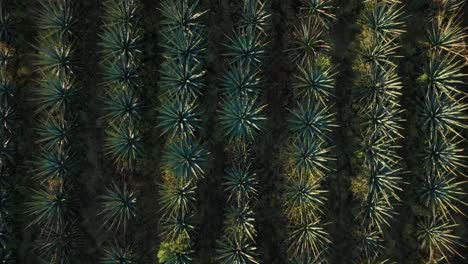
xmin=289 ymin=136 xmax=332 ymax=178
xmin=159 ymin=57 xmax=205 ymax=99
xmin=424 ymin=54 xmax=466 ymax=97
xmin=216 ymin=234 xmax=259 ymax=264
xmin=37 ymin=0 xmax=75 ymax=39
xmin=422 ymin=133 xmax=466 ymax=176
xmin=224 ymin=203 xmax=257 ymax=241
xmin=363 ymin=102 xmax=403 ymax=140
xmin=36 ymin=221 xmax=80 ymax=264
xmin=35 ymin=75 xmax=77 ymax=113
xmin=159 ymin=180 xmax=196 ymax=217
xmin=158 ymin=97 xmax=201 ymax=140
xmin=100 ymin=241 xmax=136 ymax=264
xmin=418 ymin=90 xmax=467 ymax=136
xmin=104 ymin=89 xmax=142 ymax=123
xmin=358 ymin=229 xmax=383 ymax=259
xmin=160 ymin=0 xmax=206 ymax=32
xmin=26 ymin=187 xmax=70 ymax=229
xmin=359 ymin=196 xmax=393 ymax=231
xmin=361 ymin=133 xmax=400 ymax=169
xmin=223 ymin=165 xmax=258 ymax=204
xmin=161 ymin=212 xmax=195 ymax=242
xmin=103 ymin=57 xmax=140 ymax=89
xmin=225 ymin=29 xmax=266 ymax=66
xmin=288 ymin=217 xmax=330 ymax=258
xmin=367 ymin=162 xmax=402 ymax=204
xmin=431 ymin=0 xmax=465 ymax=15
xmin=99 ymin=182 xmax=137 ymax=232
xmin=222 ymin=62 xmax=261 ymax=98
xmin=35 ymin=148 xmax=76 ymax=183
xmin=417 ymin=172 xmax=466 ymax=219
xmin=361 ymin=37 xmax=399 ymax=68
xmin=361 ymin=2 xmax=405 ymax=39
xmin=104 ymin=122 xmax=143 ymax=172
xmin=284 ymin=177 xmax=327 ymax=222
xmin=163 ymin=140 xmax=209 ymax=181
xmin=99 ymin=23 xmax=141 ymax=61
xmin=241 ymin=0 xmax=270 ymax=33
xmin=426 ymin=15 xmax=467 ymax=55
xmin=36 ymin=42 xmax=74 ymax=77
xmin=416 ymin=217 xmax=462 ymax=261
xmin=219 ymin=96 xmax=266 ymax=142
xmin=288 ymin=99 xmax=335 ymax=141
xmin=301 ymin=0 xmax=336 ymax=23
xmin=161 ymin=27 xmax=204 ymax=61
xmin=290 ymin=18 xmax=330 ymax=65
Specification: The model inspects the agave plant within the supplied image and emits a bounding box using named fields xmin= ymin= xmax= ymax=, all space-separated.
xmin=367 ymin=162 xmax=402 ymax=204
xmin=422 ymin=133 xmax=466 ymax=176
xmin=361 ymin=2 xmax=405 ymax=39
xmin=301 ymin=0 xmax=336 ymax=22
xmin=0 ymin=5 xmax=13 ymax=42
xmin=0 ymin=247 xmax=14 ymax=264
xmin=99 ymin=182 xmax=137 ymax=232
xmin=288 ymin=218 xmax=330 ymax=258
xmin=163 ymin=251 xmax=193 ymax=264
xmin=222 ymin=62 xmax=261 ymax=98
xmin=224 ymin=203 xmax=256 ymax=241
xmin=284 ymin=177 xmax=327 ymax=222
xmin=160 ymin=0 xmax=205 ymax=32
xmin=358 ymin=229 xmax=383 ymax=259
xmin=35 ymin=76 xmax=77 ymax=113
xmin=159 ymin=57 xmax=205 ymax=99
xmin=0 ymin=77 xmax=14 ymax=105
xmin=424 ymin=54 xmax=465 ymax=97
xmin=231 ymin=141 xmax=253 ymax=167
xmin=361 ymin=134 xmax=400 ymax=169
xmin=291 ymin=18 xmax=330 ymax=65
xmin=431 ymin=0 xmax=465 ymax=16
xmin=0 ymin=104 xmax=14 ymax=132
xmin=359 ymin=197 xmax=393 ymax=231
xmin=288 ymin=99 xmax=334 ymax=141
xmin=36 ymin=117 xmax=72 ymax=150
xmin=161 ymin=27 xmax=204 ymax=61
xmin=293 ymin=63 xmax=335 ymax=105
xmin=289 ymin=136 xmax=332 ymax=178
xmin=216 ymin=235 xmax=259 ymax=264
xmin=417 ymin=172 xmax=466 ymax=218
xmin=35 ymin=148 xmax=76 ymax=183
xmin=158 ymin=97 xmax=200 ymax=140
xmin=99 ymin=23 xmax=141 ymax=61
xmin=104 ymin=89 xmax=143 ymax=123
xmin=219 ymin=96 xmax=266 ymax=142
xmin=426 ymin=15 xmax=466 ymax=55
xmin=36 ymin=42 xmax=74 ymax=77
xmin=223 ymin=165 xmax=258 ymax=204
xmin=101 ymin=241 xmax=136 ymax=264
xmin=102 ymin=0 xmax=139 ymax=26
xmin=161 ymin=213 xmax=195 ymax=242
xmin=37 ymin=0 xmax=75 ymax=39
xmin=36 ymin=221 xmax=80 ymax=263
xmin=26 ymin=187 xmax=70 ymax=229
xmin=159 ymin=180 xmax=196 ymax=217
xmin=361 ymin=37 xmax=399 ymax=68
xmin=163 ymin=140 xmax=209 ymax=181
xmin=225 ymin=29 xmax=266 ymax=66
xmin=104 ymin=122 xmax=143 ymax=171
xmin=103 ymin=57 xmax=140 ymax=89
xmin=357 ymin=66 xmax=402 ymax=110
xmin=289 ymin=252 xmax=326 ymax=264
xmin=363 ymin=102 xmax=403 ymax=140
xmin=241 ymin=0 xmax=269 ymax=33
xmin=416 ymin=217 xmax=462 ymax=261
xmin=0 ymin=45 xmax=13 ymax=68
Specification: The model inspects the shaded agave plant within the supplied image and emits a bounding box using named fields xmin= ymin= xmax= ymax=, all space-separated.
xmin=223 ymin=165 xmax=258 ymax=204
xmin=99 ymin=182 xmax=137 ymax=232
xmin=35 ymin=148 xmax=76 ymax=183
xmin=159 ymin=57 xmax=205 ymax=99
xmin=288 ymin=218 xmax=330 ymax=258
xmin=161 ymin=250 xmax=193 ymax=264
xmin=284 ymin=177 xmax=327 ymax=222
xmin=231 ymin=141 xmax=253 ymax=167
xmin=163 ymin=140 xmax=209 ymax=181
xmin=36 ymin=42 xmax=74 ymax=78
xmin=367 ymin=162 xmax=402 ymax=204
xmin=288 ymin=99 xmax=334 ymax=141
xmin=103 ymin=0 xmax=139 ymax=26
xmin=0 ymin=5 xmax=13 ymax=42
xmin=0 ymin=104 xmax=14 ymax=132
xmin=225 ymin=29 xmax=266 ymax=66
xmin=417 ymin=172 xmax=466 ymax=218
xmin=158 ymin=97 xmax=201 ymax=140
xmin=36 ymin=116 xmax=72 ymax=150
xmin=36 ymin=0 xmax=75 ymax=39
xmin=104 ymin=122 xmax=143 ymax=171
xmin=159 ymin=180 xmax=196 ymax=217
xmin=224 ymin=203 xmax=256 ymax=241
xmin=361 ymin=133 xmax=400 ymax=169
xmin=160 ymin=0 xmax=206 ymax=32
xmin=99 ymin=23 xmax=141 ymax=61
xmin=216 ymin=235 xmax=259 ymax=264
xmin=101 ymin=241 xmax=136 ymax=264
xmin=0 ymin=248 xmax=14 ymax=264
xmin=104 ymin=89 xmax=143 ymax=123
xmin=358 ymin=229 xmax=383 ymax=259
xmin=36 ymin=221 xmax=80 ymax=264
xmin=161 ymin=27 xmax=204 ymax=61
xmin=289 ymin=136 xmax=332 ymax=178
xmin=416 ymin=217 xmax=462 ymax=261
xmin=222 ymin=62 xmax=261 ymax=98
xmin=103 ymin=57 xmax=140 ymax=89
xmin=422 ymin=133 xmax=466 ymax=176
xmin=426 ymin=15 xmax=466 ymax=55
xmin=35 ymin=75 xmax=77 ymax=113
xmin=161 ymin=213 xmax=195 ymax=242
xmin=26 ymin=187 xmax=70 ymax=229
xmin=361 ymin=37 xmax=399 ymax=68
xmin=289 ymin=252 xmax=327 ymax=264
xmin=301 ymin=0 xmax=336 ymax=22
xmin=357 ymin=66 xmax=402 ymax=109
xmin=219 ymin=96 xmax=266 ymax=142
xmin=361 ymin=2 xmax=405 ymax=39
xmin=424 ymin=54 xmax=465 ymax=97
xmin=0 ymin=45 xmax=13 ymax=69
xmin=290 ymin=18 xmax=330 ymax=65
xmin=241 ymin=0 xmax=270 ymax=33
xmin=363 ymin=102 xmax=403 ymax=140
xmin=359 ymin=197 xmax=393 ymax=231
xmin=0 ymin=77 xmax=15 ymax=105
